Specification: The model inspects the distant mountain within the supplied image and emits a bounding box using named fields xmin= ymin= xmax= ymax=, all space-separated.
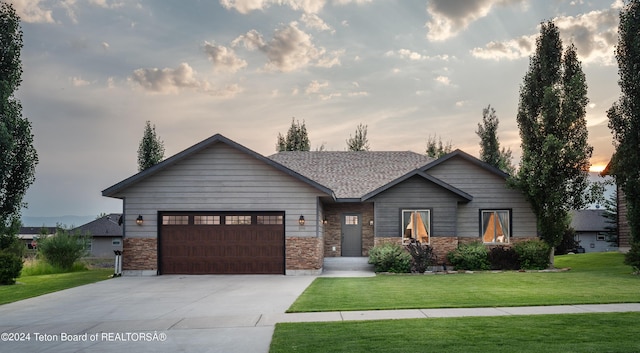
xmin=21 ymin=215 xmax=95 ymax=227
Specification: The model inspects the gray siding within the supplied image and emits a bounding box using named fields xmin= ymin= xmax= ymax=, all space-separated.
xmin=112 ymin=143 xmax=328 ymax=239
xmin=371 ymin=176 xmax=462 ymax=237
xmin=90 ymin=237 xmax=123 ymax=257
xmin=427 ymin=156 xmax=537 ymax=238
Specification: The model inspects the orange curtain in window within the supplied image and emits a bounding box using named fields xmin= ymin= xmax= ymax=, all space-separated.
xmin=406 ymin=212 xmax=429 ymax=243
xmin=483 ymin=212 xmax=505 ymax=243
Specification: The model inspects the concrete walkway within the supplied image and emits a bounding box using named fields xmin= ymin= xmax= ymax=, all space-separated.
xmin=263 ymin=303 xmax=640 ymax=325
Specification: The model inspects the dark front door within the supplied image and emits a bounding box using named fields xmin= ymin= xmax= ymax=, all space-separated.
xmin=341 ymin=213 xmax=362 ymax=256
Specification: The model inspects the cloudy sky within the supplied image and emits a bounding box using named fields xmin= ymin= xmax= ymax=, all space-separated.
xmin=10 ymin=0 xmax=622 ymax=219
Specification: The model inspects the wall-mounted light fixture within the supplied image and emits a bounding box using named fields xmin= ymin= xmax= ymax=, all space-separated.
xmin=136 ymin=215 xmax=144 ymax=225
xmin=369 ymin=220 xmax=374 ymax=226
xmin=298 ymin=215 xmax=305 ymax=226
xmin=322 ymin=218 xmax=328 ymax=225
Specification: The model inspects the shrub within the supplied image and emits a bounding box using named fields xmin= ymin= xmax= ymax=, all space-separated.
xmin=21 ymin=258 xmax=88 ymax=276
xmin=488 ymin=246 xmax=520 ymax=270
xmin=37 ymin=229 xmax=89 ymax=271
xmin=447 ymin=241 xmax=490 ymax=271
xmin=368 ymin=243 xmax=411 ymax=273
xmin=514 ymin=239 xmax=550 ymax=270
xmin=624 ymin=242 xmax=640 ymax=273
xmin=555 ymin=227 xmax=580 ymax=255
xmin=0 ymin=252 xmax=23 ymax=285
xmin=405 ymin=243 xmax=436 ymax=273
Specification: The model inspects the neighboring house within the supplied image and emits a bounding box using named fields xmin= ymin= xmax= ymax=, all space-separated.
xmin=570 ymin=209 xmax=617 ymax=253
xmin=71 ymin=214 xmax=123 ymax=258
xmin=102 ymin=134 xmax=537 ymax=276
xmin=601 ymin=160 xmax=632 ymax=252
xmin=18 ymin=227 xmax=57 ymax=249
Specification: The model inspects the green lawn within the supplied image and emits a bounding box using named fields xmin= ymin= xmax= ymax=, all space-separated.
xmin=271 ymin=312 xmax=640 ymax=353
xmin=0 ymin=269 xmax=114 ymax=305
xmin=273 ymin=253 xmax=640 ymax=353
xmin=288 ymin=252 xmax=639 ymax=312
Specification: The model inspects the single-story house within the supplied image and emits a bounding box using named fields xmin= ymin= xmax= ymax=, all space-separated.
xmin=570 ymin=209 xmax=617 ymax=253
xmin=18 ymin=227 xmax=57 ymax=249
xmin=70 ymin=214 xmax=123 ymax=258
xmin=102 ymin=134 xmax=538 ymax=276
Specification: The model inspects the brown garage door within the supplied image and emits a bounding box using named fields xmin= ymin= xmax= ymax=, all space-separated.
xmin=159 ymin=212 xmax=285 ymax=274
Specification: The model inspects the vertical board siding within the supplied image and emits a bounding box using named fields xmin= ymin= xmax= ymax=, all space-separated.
xmin=371 ymin=176 xmax=460 ymax=237
xmin=426 ymin=156 xmax=537 ymax=238
xmin=114 ymin=143 xmax=327 ymax=239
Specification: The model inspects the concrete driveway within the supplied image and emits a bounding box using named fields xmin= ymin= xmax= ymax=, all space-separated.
xmin=0 ymin=275 xmax=316 ymax=353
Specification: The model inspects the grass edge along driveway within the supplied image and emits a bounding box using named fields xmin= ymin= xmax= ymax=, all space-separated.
xmin=288 ymin=252 xmax=639 ymax=312
xmin=0 ymin=269 xmax=114 ymax=305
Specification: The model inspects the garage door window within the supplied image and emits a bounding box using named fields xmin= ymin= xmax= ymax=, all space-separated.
xmin=257 ymin=215 xmax=283 ymax=224
xmin=194 ymin=215 xmax=220 ymax=225
xmin=163 ymin=215 xmax=189 ymax=225
xmin=225 ymin=215 xmax=252 ymax=225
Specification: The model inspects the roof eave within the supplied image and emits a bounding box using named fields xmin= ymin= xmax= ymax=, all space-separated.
xmin=361 ymin=170 xmax=473 ymax=202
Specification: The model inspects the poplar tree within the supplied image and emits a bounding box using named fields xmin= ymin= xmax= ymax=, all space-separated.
xmin=346 ymin=123 xmax=370 ymax=151
xmin=476 ymin=105 xmax=514 ymax=174
xmin=607 ymin=0 xmax=640 ymax=270
xmin=276 ymin=118 xmax=310 ymax=152
xmin=0 ymin=2 xmax=38 ymax=284
xmin=137 ymin=121 xmax=165 ymax=171
xmin=512 ymin=21 xmax=592 ymax=266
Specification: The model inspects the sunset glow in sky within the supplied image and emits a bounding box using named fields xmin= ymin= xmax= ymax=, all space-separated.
xmin=9 ymin=0 xmax=622 ymax=218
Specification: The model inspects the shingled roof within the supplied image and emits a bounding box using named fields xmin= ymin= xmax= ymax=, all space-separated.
xmin=269 ymin=151 xmax=435 ymax=199
xmin=71 ymin=213 xmax=123 ymax=237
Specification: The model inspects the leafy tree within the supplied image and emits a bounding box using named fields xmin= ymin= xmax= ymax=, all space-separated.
xmin=425 ymin=134 xmax=452 ymax=158
xmin=37 ymin=228 xmax=89 ymax=271
xmin=476 ymin=105 xmax=515 ymax=174
xmin=607 ymin=1 xmax=640 ymax=269
xmin=0 ymin=3 xmax=37 ymax=284
xmin=0 ymin=2 xmax=38 ymax=229
xmin=511 ymin=21 xmax=592 ymax=267
xmin=346 ymin=123 xmax=370 ymax=151
xmin=137 ymin=120 xmax=164 ymax=171
xmin=276 ymin=118 xmax=310 ymax=152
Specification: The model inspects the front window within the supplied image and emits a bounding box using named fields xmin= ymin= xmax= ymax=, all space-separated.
xmin=402 ymin=210 xmax=430 ymax=244
xmin=481 ymin=210 xmax=510 ymax=243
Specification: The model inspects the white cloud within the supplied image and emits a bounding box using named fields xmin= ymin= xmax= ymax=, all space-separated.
xmin=101 ymin=42 xmax=110 ymax=51
xmin=129 ymin=63 xmax=208 ymax=94
xmin=232 ymin=29 xmax=266 ymax=50
xmin=219 ymin=0 xmax=327 ymax=14
xmin=471 ymin=34 xmax=536 ymax=60
xmin=471 ymin=4 xmax=620 ymax=65
xmin=435 ymin=75 xmax=451 ymax=85
xmin=301 ymin=13 xmax=334 ymax=33
xmin=10 ymin=0 xmax=54 ymax=23
xmin=425 ymin=0 xmax=524 ymax=41
xmin=348 ymin=91 xmax=369 ymax=97
xmin=203 ymin=41 xmax=248 ymax=73
xmin=71 ymin=76 xmax=90 ymax=87
xmin=320 ymin=92 xmax=341 ymax=100
xmin=89 ymin=0 xmax=125 ymax=9
xmin=305 ymin=80 xmax=329 ymax=94
xmin=234 ymin=22 xmax=342 ymax=72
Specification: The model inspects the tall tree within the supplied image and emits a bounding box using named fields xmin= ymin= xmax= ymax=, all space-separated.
xmin=512 ymin=21 xmax=592 ymax=266
xmin=476 ymin=105 xmax=514 ymax=174
xmin=425 ymin=134 xmax=452 ymax=158
xmin=0 ymin=2 xmax=37 ymax=284
xmin=0 ymin=2 xmax=37 ymax=229
xmin=607 ymin=0 xmax=640 ymax=270
xmin=137 ymin=120 xmax=165 ymax=171
xmin=346 ymin=123 xmax=370 ymax=151
xmin=276 ymin=118 xmax=310 ymax=152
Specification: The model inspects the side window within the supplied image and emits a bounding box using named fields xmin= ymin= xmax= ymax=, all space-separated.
xmin=481 ymin=210 xmax=510 ymax=243
xmin=402 ymin=210 xmax=430 ymax=244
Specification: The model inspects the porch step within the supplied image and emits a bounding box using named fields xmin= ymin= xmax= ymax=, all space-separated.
xmin=323 ymin=257 xmax=374 ymax=271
